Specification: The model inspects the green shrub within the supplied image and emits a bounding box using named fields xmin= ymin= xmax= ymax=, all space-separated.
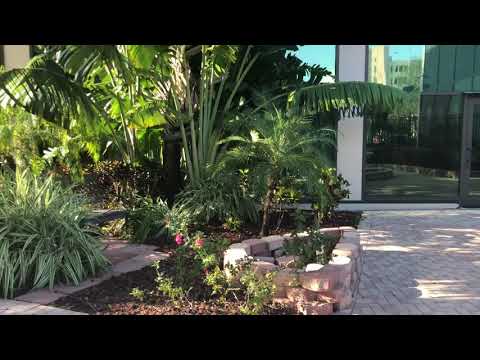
xmin=293 ymin=208 xmax=308 ymax=232
xmin=79 ymin=160 xmax=165 ymax=209
xmin=123 ymin=196 xmax=192 ymax=244
xmin=152 ymin=233 xmax=276 ymax=314
xmin=283 ymin=226 xmax=338 ymax=268
xmin=129 ymin=287 xmax=145 ymax=302
xmin=0 ymin=170 xmax=109 ymax=298
xmin=155 ymin=274 xmax=186 ymax=306
xmin=223 ymin=216 xmax=242 ymax=232
xmin=217 ymin=111 xmax=335 ymax=236
xmin=152 ymin=233 xmax=229 ymax=303
xmin=124 ymin=196 xmax=170 ymax=244
xmin=312 ymin=168 xmax=350 ymax=224
xmin=175 ymin=177 xmax=258 ymax=227
xmin=239 ymin=267 xmax=277 ymax=315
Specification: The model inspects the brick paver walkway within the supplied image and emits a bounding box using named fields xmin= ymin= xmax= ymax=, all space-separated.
xmin=351 ymin=209 xmax=480 ymax=315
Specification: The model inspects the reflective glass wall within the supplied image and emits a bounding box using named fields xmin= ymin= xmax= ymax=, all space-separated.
xmin=365 ymin=45 xmax=480 ymax=201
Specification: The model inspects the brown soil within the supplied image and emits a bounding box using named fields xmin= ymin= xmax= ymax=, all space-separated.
xmin=52 ymin=257 xmax=296 ymax=315
xmin=153 ymin=210 xmax=362 ymax=251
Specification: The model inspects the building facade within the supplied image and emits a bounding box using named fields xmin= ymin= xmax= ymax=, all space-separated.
xmin=341 ymin=45 xmax=480 ymax=209
xmin=0 ymin=45 xmax=31 ymax=70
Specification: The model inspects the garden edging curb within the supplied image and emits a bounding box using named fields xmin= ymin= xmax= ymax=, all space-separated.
xmin=223 ymin=227 xmax=363 ymax=315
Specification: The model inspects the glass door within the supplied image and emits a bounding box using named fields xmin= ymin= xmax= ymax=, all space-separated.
xmin=460 ymin=96 xmax=480 ymax=207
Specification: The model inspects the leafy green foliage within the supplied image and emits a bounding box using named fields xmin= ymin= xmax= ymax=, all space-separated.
xmin=151 ymin=232 xmax=277 ymax=314
xmin=283 ymin=227 xmax=338 ymax=268
xmin=239 ymin=268 xmax=277 ymax=315
xmin=0 ymin=103 xmax=90 ymax=180
xmin=0 ymin=46 xmax=175 ymax=166
xmin=313 ymin=168 xmax=350 ymax=224
xmin=218 ymin=110 xmax=335 ymax=235
xmin=290 ymin=81 xmax=406 ymax=117
xmin=129 ymin=287 xmax=145 ymax=301
xmin=152 ymin=234 xmax=229 ymax=302
xmin=0 ymin=170 xmax=109 ymax=298
xmin=155 ymin=273 xmax=187 ymax=306
xmin=174 ymin=176 xmax=258 ymax=226
xmin=124 ymin=196 xmax=170 ymax=244
xmin=223 ymin=216 xmax=242 ymax=232
xmin=293 ymin=208 xmax=308 ymax=233
xmin=111 ymin=193 xmax=193 ymax=245
xmin=0 ymin=56 xmax=98 ymax=128
xmin=204 ymin=265 xmax=234 ymax=303
xmin=79 ymin=160 xmax=165 ymax=209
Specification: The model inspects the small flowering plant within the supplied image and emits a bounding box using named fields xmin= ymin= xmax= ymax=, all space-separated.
xmin=175 ymin=233 xmax=185 ymax=246
xmin=171 ymin=231 xmax=230 ymax=273
xmin=155 ymin=230 xmax=234 ymax=303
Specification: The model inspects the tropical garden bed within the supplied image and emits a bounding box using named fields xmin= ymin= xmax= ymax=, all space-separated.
xmin=52 ymin=217 xmax=361 ymax=315
xmin=51 ymin=258 xmax=296 ymax=315
xmin=0 ymin=45 xmax=403 ymax=315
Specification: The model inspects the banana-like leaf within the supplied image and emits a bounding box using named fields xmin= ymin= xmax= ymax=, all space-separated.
xmin=291 ymin=81 xmax=406 ymax=117
xmin=0 ymin=55 xmax=98 ymax=129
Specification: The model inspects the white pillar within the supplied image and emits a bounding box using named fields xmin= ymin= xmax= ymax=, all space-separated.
xmin=336 ymin=45 xmax=367 ymax=201
xmin=2 ymin=45 xmax=30 ymax=70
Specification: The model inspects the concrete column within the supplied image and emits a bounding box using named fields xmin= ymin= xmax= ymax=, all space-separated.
xmin=2 ymin=45 xmax=30 ymax=70
xmin=336 ymin=45 xmax=367 ymax=201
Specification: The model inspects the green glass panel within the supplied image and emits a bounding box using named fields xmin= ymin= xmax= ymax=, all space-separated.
xmin=473 ymin=46 xmax=480 ymax=91
xmin=366 ymin=45 xmax=463 ymax=202
xmin=454 ymin=45 xmax=475 ymax=92
xmin=469 ymin=104 xmax=480 ymax=197
xmin=438 ymin=46 xmax=456 ymax=92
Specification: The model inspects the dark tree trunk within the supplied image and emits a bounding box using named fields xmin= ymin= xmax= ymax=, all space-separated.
xmin=163 ymin=137 xmax=182 ymax=206
xmin=260 ymin=176 xmax=275 ymax=237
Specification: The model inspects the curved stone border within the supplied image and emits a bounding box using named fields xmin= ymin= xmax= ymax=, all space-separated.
xmin=223 ymin=227 xmax=363 ymax=315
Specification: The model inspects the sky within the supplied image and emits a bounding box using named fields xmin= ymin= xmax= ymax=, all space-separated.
xmin=287 ymin=45 xmax=426 ymax=81
xmin=291 ymin=45 xmax=425 ymax=69
xmin=290 ymin=45 xmax=336 ymax=74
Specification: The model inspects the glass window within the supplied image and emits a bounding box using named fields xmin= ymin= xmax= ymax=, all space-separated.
xmin=365 ymin=45 xmax=472 ymax=201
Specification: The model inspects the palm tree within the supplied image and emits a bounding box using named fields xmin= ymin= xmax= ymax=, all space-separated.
xmin=216 ymin=110 xmax=336 ymax=236
xmin=0 ymin=45 xmax=406 ymax=196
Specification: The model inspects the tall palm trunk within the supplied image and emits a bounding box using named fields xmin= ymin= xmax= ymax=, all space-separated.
xmin=260 ymin=176 xmax=276 ymax=237
xmin=162 ymin=135 xmax=182 ymax=206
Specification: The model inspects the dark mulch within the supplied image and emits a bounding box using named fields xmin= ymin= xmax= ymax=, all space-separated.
xmin=153 ymin=210 xmax=362 ymax=251
xmin=52 ymin=257 xmax=296 ymax=315
xmin=52 ymin=210 xmax=361 ymax=315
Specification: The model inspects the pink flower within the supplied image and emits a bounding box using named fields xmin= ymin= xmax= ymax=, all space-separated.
xmin=195 ymin=237 xmax=205 ymax=248
xmin=175 ymin=233 xmax=184 ymax=246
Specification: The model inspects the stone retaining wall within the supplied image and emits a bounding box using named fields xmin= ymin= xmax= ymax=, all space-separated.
xmin=223 ymin=227 xmax=363 ymax=315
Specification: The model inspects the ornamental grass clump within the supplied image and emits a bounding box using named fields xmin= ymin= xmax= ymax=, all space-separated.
xmin=0 ymin=170 xmax=110 ymax=298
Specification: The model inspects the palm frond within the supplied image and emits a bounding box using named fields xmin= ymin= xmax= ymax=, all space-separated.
xmin=0 ymin=55 xmax=98 ymax=129
xmin=290 ymin=81 xmax=406 ymax=117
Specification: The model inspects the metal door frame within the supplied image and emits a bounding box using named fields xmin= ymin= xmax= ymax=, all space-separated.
xmin=460 ymin=93 xmax=480 ymax=207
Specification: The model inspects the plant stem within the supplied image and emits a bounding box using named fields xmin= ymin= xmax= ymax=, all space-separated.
xmin=260 ymin=176 xmax=275 ymax=237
